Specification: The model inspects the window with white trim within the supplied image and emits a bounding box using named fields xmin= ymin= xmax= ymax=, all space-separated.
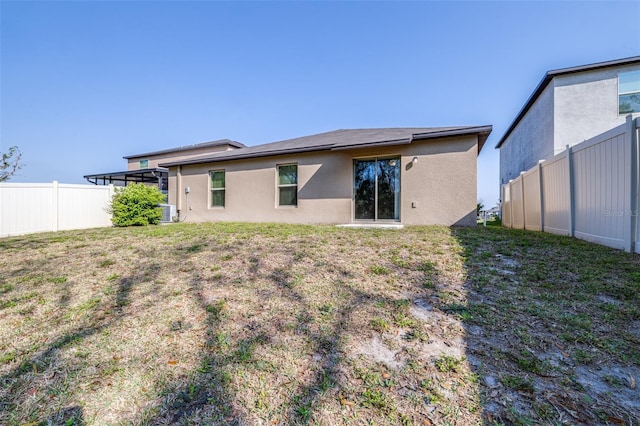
xmin=619 ymin=70 xmax=640 ymax=114
xmin=277 ymin=164 xmax=297 ymax=206
xmin=210 ymin=170 xmax=225 ymax=208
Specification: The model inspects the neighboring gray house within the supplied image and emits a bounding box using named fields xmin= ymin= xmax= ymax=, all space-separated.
xmin=497 ymin=56 xmax=640 ymax=186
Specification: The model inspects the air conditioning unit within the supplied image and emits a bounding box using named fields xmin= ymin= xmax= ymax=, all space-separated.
xmin=158 ymin=204 xmax=177 ymax=223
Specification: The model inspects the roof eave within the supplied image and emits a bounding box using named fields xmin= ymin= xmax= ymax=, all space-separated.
xmin=123 ymin=140 xmax=246 ymax=159
xmin=159 ymin=145 xmax=336 ymax=167
xmin=330 ymin=138 xmax=412 ymax=151
xmin=495 ymin=73 xmax=553 ymax=149
xmin=412 ymin=125 xmax=493 ymax=154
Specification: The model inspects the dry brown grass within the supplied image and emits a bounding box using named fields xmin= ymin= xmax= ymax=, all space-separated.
xmin=1 ymin=222 xmax=639 ymax=425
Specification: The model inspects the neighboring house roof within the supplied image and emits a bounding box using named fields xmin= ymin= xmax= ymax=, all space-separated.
xmin=495 ymin=56 xmax=640 ymax=149
xmin=123 ymin=139 xmax=246 ymax=159
xmin=160 ymin=126 xmax=492 ymax=167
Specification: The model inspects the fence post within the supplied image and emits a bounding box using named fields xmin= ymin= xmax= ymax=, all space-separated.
xmin=51 ymin=181 xmax=59 ymax=232
xmin=520 ymin=172 xmax=526 ymax=229
xmin=538 ymin=160 xmax=545 ymax=232
xmin=500 ymin=185 xmax=504 ymax=223
xmin=566 ymin=146 xmax=574 ymax=237
xmin=626 ymin=115 xmax=638 ymax=252
xmin=635 ymin=118 xmax=640 ymax=254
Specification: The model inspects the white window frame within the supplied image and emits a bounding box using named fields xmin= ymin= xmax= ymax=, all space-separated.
xmin=209 ymin=169 xmax=225 ymax=208
xmin=618 ymin=70 xmax=640 ymax=115
xmin=277 ymin=163 xmax=298 ymax=207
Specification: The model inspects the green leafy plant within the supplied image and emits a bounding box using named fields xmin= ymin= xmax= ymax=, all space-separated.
xmin=434 ymin=354 xmax=465 ymax=373
xmin=370 ymin=317 xmax=390 ymax=333
xmin=109 ymin=183 xmax=166 ymax=227
xmin=369 ymin=265 xmax=389 ymax=275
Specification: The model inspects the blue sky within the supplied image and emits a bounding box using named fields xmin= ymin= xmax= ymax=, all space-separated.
xmin=2 ymin=1 xmax=639 ymax=206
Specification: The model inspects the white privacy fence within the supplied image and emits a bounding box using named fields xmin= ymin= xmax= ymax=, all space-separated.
xmin=0 ymin=182 xmax=114 ymax=237
xmin=502 ymin=116 xmax=639 ymax=253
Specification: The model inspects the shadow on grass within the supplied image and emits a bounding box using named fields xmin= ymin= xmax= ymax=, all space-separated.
xmin=0 ymin=262 xmax=162 ymax=425
xmin=137 ymin=234 xmax=410 ymax=425
xmin=451 ymin=224 xmax=640 ymax=425
xmin=141 ymin=272 xmax=247 ymax=425
xmin=267 ymin=267 xmax=359 ymax=424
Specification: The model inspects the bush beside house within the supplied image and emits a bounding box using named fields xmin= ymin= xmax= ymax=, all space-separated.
xmin=109 ymin=183 xmax=166 ymax=226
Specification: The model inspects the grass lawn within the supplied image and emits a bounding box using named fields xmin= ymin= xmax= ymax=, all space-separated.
xmin=1 ymin=222 xmax=639 ymax=425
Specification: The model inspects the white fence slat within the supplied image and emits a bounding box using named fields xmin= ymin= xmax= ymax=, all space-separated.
xmin=0 ymin=182 xmax=114 ymax=237
xmin=502 ymin=116 xmax=639 ymax=252
xmin=540 ymin=152 xmax=571 ymax=235
xmin=502 ymin=185 xmax=512 ymax=227
xmin=511 ymin=176 xmax=525 ymax=229
xmin=523 ymin=167 xmax=542 ymax=231
xmin=572 ymin=131 xmax=627 ymax=250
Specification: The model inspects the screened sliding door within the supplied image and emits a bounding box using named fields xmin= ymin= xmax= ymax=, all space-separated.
xmin=354 ymin=157 xmax=400 ymax=221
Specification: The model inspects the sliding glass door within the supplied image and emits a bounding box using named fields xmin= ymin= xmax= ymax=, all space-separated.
xmin=354 ymin=157 xmax=400 ymax=221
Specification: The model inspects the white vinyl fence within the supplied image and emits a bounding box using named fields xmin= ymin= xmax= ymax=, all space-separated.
xmin=502 ymin=116 xmax=639 ymax=253
xmin=0 ymin=181 xmax=114 ymax=237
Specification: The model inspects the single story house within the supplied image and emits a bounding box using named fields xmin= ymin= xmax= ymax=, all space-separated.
xmin=496 ymin=56 xmax=640 ymax=186
xmin=159 ymin=126 xmax=492 ymax=226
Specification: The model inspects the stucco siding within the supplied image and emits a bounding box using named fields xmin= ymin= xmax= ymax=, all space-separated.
xmin=553 ymin=64 xmax=640 ymax=151
xmin=499 ymin=84 xmax=554 ymax=185
xmin=399 ymin=136 xmax=477 ymax=226
xmin=167 ymin=135 xmax=478 ymax=226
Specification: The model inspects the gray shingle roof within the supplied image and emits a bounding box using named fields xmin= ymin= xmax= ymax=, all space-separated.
xmin=123 ymin=139 xmax=246 ymax=159
xmin=159 ymin=126 xmax=492 ymax=167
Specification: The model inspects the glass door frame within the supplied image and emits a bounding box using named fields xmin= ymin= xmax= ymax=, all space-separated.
xmin=352 ymin=155 xmax=401 ymax=222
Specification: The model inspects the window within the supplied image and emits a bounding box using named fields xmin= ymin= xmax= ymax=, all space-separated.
xmin=354 ymin=157 xmax=400 ymax=221
xmin=619 ymin=70 xmax=640 ymax=114
xmin=210 ymin=170 xmax=225 ymax=207
xmin=278 ymin=164 xmax=297 ymax=206
xmin=139 ymin=159 xmax=149 ymax=169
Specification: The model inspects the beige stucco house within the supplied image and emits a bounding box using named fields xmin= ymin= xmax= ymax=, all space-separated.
xmin=159 ymin=127 xmax=491 ymax=226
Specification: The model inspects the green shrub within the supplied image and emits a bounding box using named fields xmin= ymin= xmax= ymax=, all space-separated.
xmin=109 ymin=183 xmax=166 ymax=227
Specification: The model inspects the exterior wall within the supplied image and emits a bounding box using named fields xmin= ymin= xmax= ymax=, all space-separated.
xmin=399 ymin=136 xmax=478 ymax=226
xmin=127 ymin=144 xmax=237 ymax=170
xmin=167 ymin=135 xmax=478 ymax=226
xmin=499 ymin=84 xmax=554 ymax=185
xmin=553 ymin=64 xmax=640 ymax=152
